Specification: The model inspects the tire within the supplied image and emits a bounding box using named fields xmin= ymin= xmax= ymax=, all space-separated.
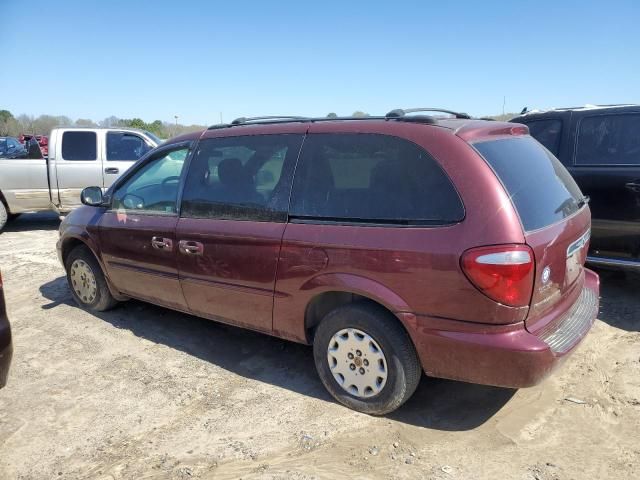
xmin=313 ymin=302 xmax=421 ymax=415
xmin=65 ymin=245 xmax=118 ymax=312
xmin=0 ymin=202 xmax=7 ymax=231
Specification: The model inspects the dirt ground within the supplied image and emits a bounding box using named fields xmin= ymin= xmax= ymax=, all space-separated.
xmin=0 ymin=213 xmax=638 ymax=480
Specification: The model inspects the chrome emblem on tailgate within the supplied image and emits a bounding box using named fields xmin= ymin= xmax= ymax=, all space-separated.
xmin=541 ymin=266 xmax=551 ymax=284
xmin=566 ymin=230 xmax=591 ymax=258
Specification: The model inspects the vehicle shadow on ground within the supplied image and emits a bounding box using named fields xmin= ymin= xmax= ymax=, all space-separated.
xmin=2 ymin=212 xmax=60 ymax=233
xmin=594 ymin=269 xmax=640 ymax=332
xmin=40 ymin=276 xmax=516 ymax=431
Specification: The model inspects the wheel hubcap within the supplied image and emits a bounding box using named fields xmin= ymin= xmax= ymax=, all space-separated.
xmin=70 ymin=259 xmax=97 ymax=304
xmin=327 ymin=328 xmax=388 ymax=398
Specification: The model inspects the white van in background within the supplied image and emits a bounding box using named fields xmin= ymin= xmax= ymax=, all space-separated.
xmin=0 ymin=127 xmax=161 ymax=230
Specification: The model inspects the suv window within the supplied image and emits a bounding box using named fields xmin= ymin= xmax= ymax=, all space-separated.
xmin=111 ymin=146 xmax=189 ymax=214
xmin=106 ymin=132 xmax=152 ymax=161
xmin=181 ymin=134 xmax=304 ymax=221
xmin=475 ymin=137 xmax=584 ymax=232
xmin=61 ymin=131 xmax=97 ymax=161
xmin=575 ymin=114 xmax=640 ymax=166
xmin=289 ymin=133 xmax=464 ymax=224
xmin=526 ymin=119 xmax=562 ymax=156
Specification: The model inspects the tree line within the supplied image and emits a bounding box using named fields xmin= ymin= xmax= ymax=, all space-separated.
xmin=0 ymin=109 xmax=207 ymax=139
xmin=2 ymin=109 xmax=514 ymax=139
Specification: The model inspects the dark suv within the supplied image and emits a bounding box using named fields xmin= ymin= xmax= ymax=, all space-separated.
xmin=511 ymin=104 xmax=640 ymax=269
xmin=57 ymin=110 xmax=599 ymax=414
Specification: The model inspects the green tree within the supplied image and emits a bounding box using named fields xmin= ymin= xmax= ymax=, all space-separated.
xmin=326 ymin=112 xmax=338 ymax=118
xmin=0 ymin=110 xmax=16 ymax=136
xmin=75 ymin=118 xmax=97 ymax=127
xmin=0 ymin=110 xmax=13 ymax=123
xmin=352 ymin=111 xmax=369 ymax=117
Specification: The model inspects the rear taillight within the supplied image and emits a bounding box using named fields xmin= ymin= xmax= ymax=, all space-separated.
xmin=461 ymin=244 xmax=534 ymax=307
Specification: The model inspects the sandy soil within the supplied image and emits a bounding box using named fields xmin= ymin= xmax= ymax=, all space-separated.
xmin=0 ymin=213 xmax=638 ymax=480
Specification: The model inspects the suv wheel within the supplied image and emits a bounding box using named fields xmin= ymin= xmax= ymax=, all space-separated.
xmin=65 ymin=245 xmax=118 ymax=312
xmin=313 ymin=303 xmax=421 ymax=415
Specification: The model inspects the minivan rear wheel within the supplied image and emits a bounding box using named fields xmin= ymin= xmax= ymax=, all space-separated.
xmin=313 ymin=303 xmax=421 ymax=415
xmin=65 ymin=245 xmax=118 ymax=312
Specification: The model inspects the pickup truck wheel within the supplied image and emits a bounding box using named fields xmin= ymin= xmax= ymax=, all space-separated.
xmin=0 ymin=202 xmax=7 ymax=231
xmin=313 ymin=303 xmax=421 ymax=415
xmin=65 ymin=245 xmax=118 ymax=312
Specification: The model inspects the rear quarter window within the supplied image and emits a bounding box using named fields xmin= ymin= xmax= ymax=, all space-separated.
xmin=290 ymin=133 xmax=464 ymax=225
xmin=524 ymin=119 xmax=563 ymax=157
xmin=474 ymin=137 xmax=584 ymax=232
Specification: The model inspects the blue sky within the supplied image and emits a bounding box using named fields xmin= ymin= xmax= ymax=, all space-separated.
xmin=1 ymin=0 xmax=639 ymax=125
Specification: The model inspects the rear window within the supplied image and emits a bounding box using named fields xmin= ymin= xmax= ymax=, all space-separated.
xmin=62 ymin=131 xmax=97 ymax=161
xmin=290 ymin=133 xmax=464 ymax=224
xmin=474 ymin=137 xmax=584 ymax=232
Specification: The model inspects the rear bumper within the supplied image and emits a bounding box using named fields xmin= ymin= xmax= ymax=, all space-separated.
xmin=402 ymin=269 xmax=600 ymax=388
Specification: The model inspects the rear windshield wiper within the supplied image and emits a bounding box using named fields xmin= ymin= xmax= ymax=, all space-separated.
xmin=577 ymin=195 xmax=590 ymax=208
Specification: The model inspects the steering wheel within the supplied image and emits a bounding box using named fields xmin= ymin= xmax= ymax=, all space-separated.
xmin=162 ymin=176 xmax=181 ymax=188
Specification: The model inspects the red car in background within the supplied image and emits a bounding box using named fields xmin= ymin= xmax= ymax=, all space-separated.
xmin=19 ymin=134 xmax=48 ymax=156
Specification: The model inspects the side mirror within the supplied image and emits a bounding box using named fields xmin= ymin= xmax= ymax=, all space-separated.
xmin=81 ymin=186 xmax=105 ymax=207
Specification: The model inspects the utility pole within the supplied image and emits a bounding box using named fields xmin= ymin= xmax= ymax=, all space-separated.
xmin=502 ymin=96 xmax=506 ymax=116
xmin=220 ymin=112 xmax=223 ymax=124
xmin=174 ymin=115 xmax=179 ymax=136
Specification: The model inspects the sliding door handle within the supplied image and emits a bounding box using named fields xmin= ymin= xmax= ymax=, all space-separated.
xmin=179 ymin=240 xmax=204 ymax=255
xmin=105 ymin=167 xmax=120 ymax=174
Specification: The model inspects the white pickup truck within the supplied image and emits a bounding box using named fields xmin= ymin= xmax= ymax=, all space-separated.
xmin=0 ymin=127 xmax=161 ymax=230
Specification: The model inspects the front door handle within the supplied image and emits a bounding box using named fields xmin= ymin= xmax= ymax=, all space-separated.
xmin=105 ymin=167 xmax=120 ymax=174
xmin=179 ymin=240 xmax=204 ymax=255
xmin=151 ymin=236 xmax=173 ymax=250
xmin=625 ymin=181 xmax=640 ymax=193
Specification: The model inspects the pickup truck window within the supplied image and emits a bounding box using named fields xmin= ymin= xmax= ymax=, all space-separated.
xmin=106 ymin=132 xmax=151 ymax=161
xmin=62 ymin=131 xmax=97 ymax=161
xmin=576 ymin=114 xmax=640 ymax=166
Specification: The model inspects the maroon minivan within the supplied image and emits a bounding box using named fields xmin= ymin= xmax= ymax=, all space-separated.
xmin=57 ymin=109 xmax=599 ymax=414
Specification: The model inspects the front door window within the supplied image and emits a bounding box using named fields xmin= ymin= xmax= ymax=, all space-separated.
xmin=112 ymin=148 xmax=188 ymax=214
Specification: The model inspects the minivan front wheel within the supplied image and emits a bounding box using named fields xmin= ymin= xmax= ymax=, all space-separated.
xmin=65 ymin=245 xmax=118 ymax=312
xmin=313 ymin=303 xmax=421 ymax=415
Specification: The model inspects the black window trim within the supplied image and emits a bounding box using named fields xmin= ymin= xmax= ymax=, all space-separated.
xmin=573 ymin=111 xmax=640 ymax=168
xmin=287 ymin=132 xmax=466 ymax=228
xmin=105 ymin=139 xmax=195 ymax=217
xmin=288 ymin=215 xmax=462 ymax=228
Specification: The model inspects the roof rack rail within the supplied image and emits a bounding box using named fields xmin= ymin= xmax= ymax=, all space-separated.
xmin=230 ymin=115 xmax=310 ymax=125
xmin=386 ymin=108 xmax=471 ymax=119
